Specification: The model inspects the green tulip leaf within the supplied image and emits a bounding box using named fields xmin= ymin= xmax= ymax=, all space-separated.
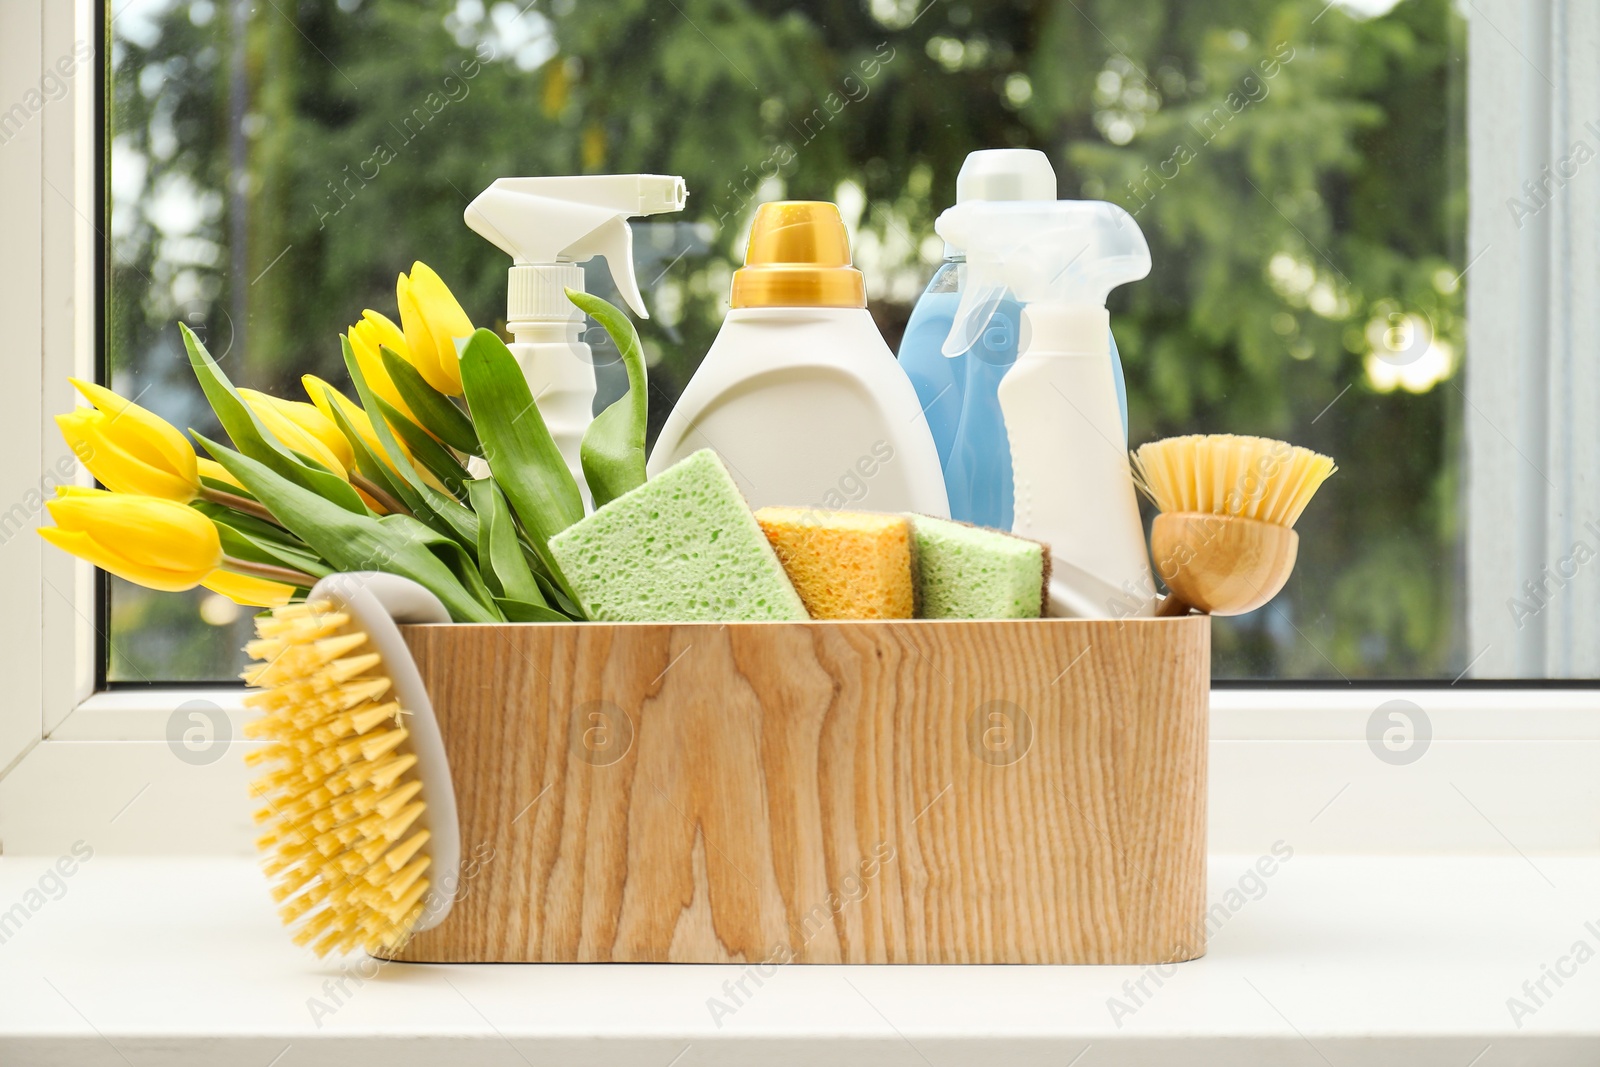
xmin=380 ymin=345 xmax=482 ymax=456
xmin=194 ymin=433 xmax=501 ymax=623
xmin=378 ymin=512 xmax=499 ymax=617
xmin=315 ymin=382 xmax=423 ymax=513
xmin=533 ymin=570 xmax=585 ymax=619
xmin=341 ymin=334 xmax=439 ymax=497
xmin=465 ymin=478 xmax=545 ymax=606
xmin=209 ymin=516 xmax=333 ymax=579
xmin=374 ymin=395 xmax=472 ymax=499
xmin=180 ymin=323 xmax=368 ymax=516
xmin=191 ymin=498 xmax=295 ymax=545
xmin=457 ymin=328 xmax=583 ymax=579
xmin=568 ymin=289 xmax=648 ymax=508
xmin=495 ymin=598 xmax=570 ymax=623
xmin=341 ymin=335 xmax=480 ymax=550
xmin=423 ymin=492 xmax=481 ymax=551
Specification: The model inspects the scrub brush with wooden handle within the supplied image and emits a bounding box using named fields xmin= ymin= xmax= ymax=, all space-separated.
xmin=1131 ymin=434 xmax=1336 ymax=617
xmin=243 ymin=571 xmax=460 ymax=957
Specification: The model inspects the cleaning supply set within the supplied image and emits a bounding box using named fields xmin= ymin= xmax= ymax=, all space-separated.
xmin=39 ymin=158 xmax=1335 ymax=966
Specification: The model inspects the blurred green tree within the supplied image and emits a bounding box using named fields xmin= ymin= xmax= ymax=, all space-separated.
xmin=108 ymin=0 xmax=1465 ymax=680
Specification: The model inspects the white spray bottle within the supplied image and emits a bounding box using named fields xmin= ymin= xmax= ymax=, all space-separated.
xmin=464 ymin=175 xmax=688 ymax=502
xmin=936 ymin=200 xmax=1155 ymax=618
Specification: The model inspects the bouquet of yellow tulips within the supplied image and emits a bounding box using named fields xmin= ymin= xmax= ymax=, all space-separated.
xmin=42 ymin=262 xmax=648 ymax=622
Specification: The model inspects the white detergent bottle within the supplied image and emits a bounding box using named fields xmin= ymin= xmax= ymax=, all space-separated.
xmin=937 ymin=200 xmax=1155 ymax=618
xmin=649 ymin=201 xmax=949 ymax=516
xmin=465 ymin=174 xmax=687 ymax=503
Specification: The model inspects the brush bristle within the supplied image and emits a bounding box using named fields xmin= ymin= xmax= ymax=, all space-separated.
xmin=1131 ymin=434 xmax=1336 ymax=528
xmin=243 ymin=599 xmax=433 ymax=957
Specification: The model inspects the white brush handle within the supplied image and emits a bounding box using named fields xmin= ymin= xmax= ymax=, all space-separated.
xmin=309 ymin=573 xmax=461 ymax=934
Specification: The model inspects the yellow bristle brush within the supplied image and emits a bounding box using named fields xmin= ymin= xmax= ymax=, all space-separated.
xmin=242 ymin=571 xmax=459 ymax=958
xmin=1131 ymin=434 xmax=1337 ymax=617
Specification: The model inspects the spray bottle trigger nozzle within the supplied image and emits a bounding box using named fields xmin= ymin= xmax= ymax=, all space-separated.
xmin=942 ymin=281 xmax=1008 ymax=358
xmin=465 ymin=174 xmax=687 ymax=325
xmin=564 ymin=215 xmax=648 ymax=319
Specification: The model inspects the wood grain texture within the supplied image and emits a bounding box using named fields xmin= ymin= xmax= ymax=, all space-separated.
xmin=385 ymin=616 xmax=1209 ymax=965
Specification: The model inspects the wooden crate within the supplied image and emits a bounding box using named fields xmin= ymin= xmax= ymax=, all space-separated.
xmin=385 ymin=616 xmax=1209 ymax=965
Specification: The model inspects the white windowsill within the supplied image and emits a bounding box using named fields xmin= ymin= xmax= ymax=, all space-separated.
xmin=0 ymin=853 xmax=1594 ymax=1064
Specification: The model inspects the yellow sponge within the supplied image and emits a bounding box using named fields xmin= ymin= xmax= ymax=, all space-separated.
xmin=754 ymin=507 xmax=913 ymax=620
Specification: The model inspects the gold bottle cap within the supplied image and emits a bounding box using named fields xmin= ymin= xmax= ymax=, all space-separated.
xmin=730 ymin=201 xmax=867 ymax=309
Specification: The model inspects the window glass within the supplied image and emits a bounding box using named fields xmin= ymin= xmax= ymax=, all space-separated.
xmin=105 ymin=0 xmax=1466 ymax=682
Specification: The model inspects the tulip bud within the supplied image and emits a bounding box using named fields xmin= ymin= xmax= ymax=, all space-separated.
xmin=303 ymin=375 xmax=412 ymax=472
xmin=57 ymin=379 xmax=200 ymax=501
xmin=345 ymin=310 xmax=418 ymax=420
xmin=300 ymin=377 xmax=451 ymax=500
xmin=240 ymin=389 xmax=350 ymax=480
xmin=41 ymin=487 xmax=222 ymax=592
xmin=396 ymin=262 xmax=473 ymax=396
xmin=245 ymin=390 xmax=353 ymax=470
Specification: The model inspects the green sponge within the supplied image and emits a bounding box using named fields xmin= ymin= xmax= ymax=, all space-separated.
xmin=907 ymin=515 xmax=1048 ymax=620
xmin=548 ymin=449 xmax=808 ymax=622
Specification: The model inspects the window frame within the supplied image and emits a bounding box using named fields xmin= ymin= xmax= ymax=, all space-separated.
xmin=1464 ymin=0 xmax=1600 ymax=678
xmin=0 ymin=0 xmax=1596 ymax=852
xmin=0 ymin=0 xmax=99 ymax=773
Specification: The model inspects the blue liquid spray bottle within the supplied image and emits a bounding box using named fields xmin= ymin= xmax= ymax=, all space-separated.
xmin=898 ymin=150 xmax=1128 ymax=529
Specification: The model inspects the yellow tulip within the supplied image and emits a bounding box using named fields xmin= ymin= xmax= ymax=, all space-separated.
xmin=303 ymin=375 xmax=409 ymax=470
xmin=55 ymin=378 xmax=200 ymax=501
xmin=346 ymin=309 xmax=418 ymax=420
xmin=245 ymin=389 xmax=353 ymax=470
xmin=240 ymin=389 xmax=350 ymax=480
xmin=301 ymin=376 xmax=446 ymax=493
xmin=201 ymin=569 xmax=298 ymax=608
xmin=396 ymin=261 xmax=473 ymax=396
xmin=302 ymin=376 xmax=457 ymax=503
xmin=40 ymin=488 xmax=221 ymax=592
